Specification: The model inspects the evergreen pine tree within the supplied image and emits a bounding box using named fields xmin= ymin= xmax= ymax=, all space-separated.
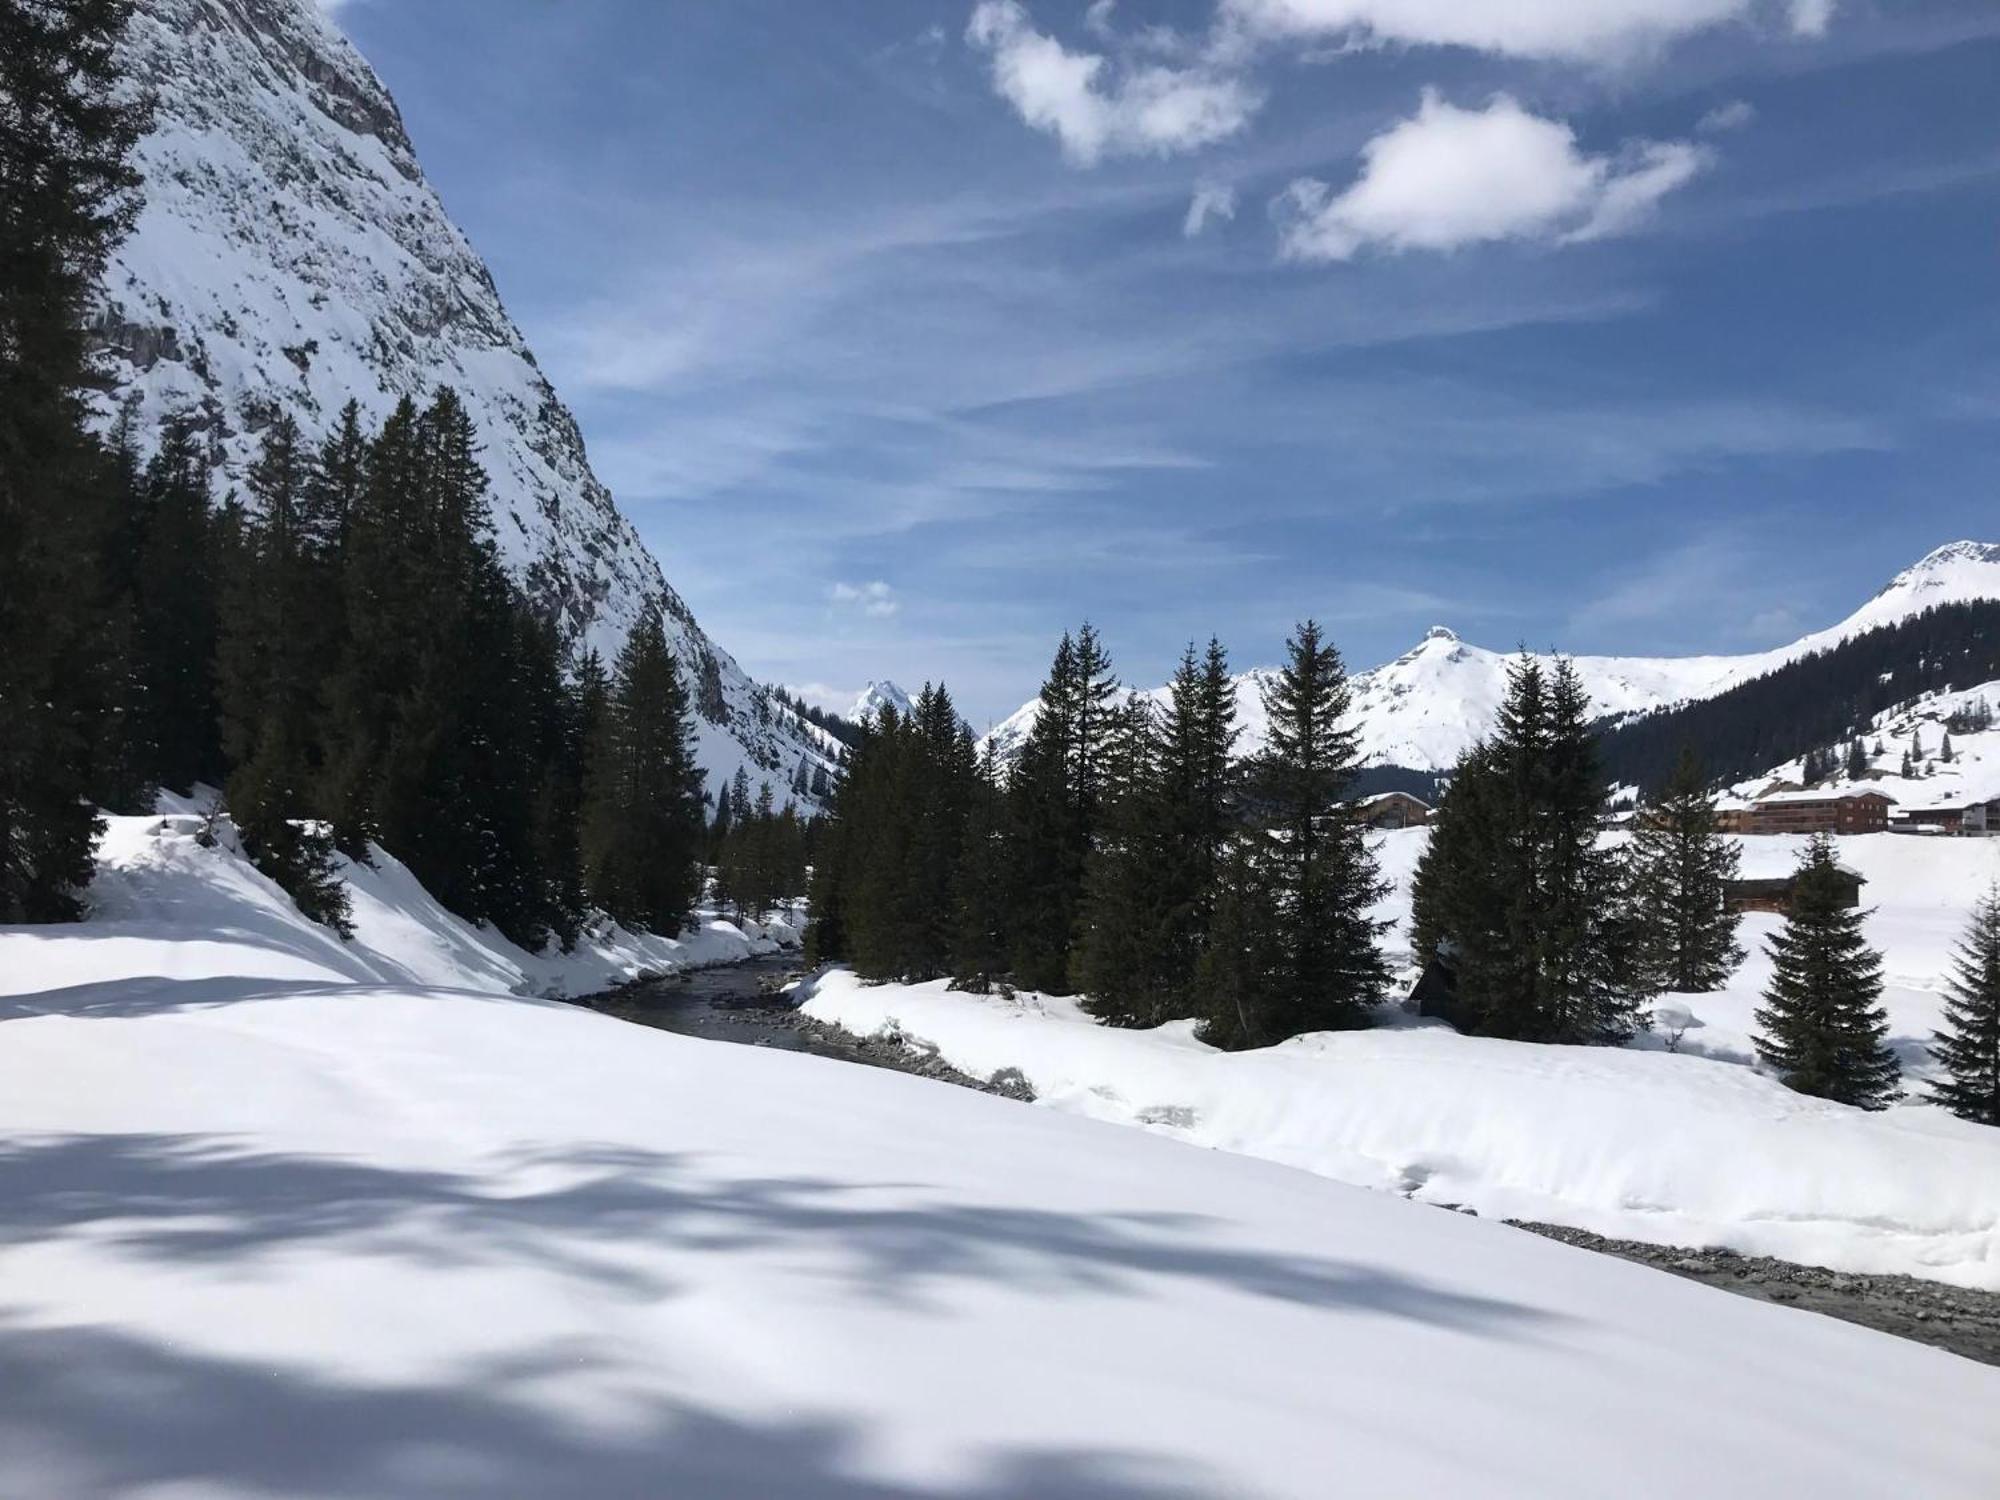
xmin=1929 ymin=887 xmax=2000 ymax=1125
xmin=1941 ymin=730 xmax=1954 ymax=765
xmin=1409 ymin=655 xmax=1652 ymax=1043
xmin=0 ymin=0 xmax=147 ymax=919
xmin=580 ymin=610 xmax=706 ymax=932
xmin=1228 ymin=620 xmax=1387 ymax=1043
xmin=947 ymin=742 xmax=1009 ymax=992
xmin=132 ymin=415 xmax=224 ymax=794
xmin=1629 ymin=747 xmax=1744 ymax=992
xmin=1844 ymin=737 xmax=1867 ymax=780
xmin=1753 ymin=835 xmax=1898 ymax=1109
xmin=217 ymin=414 xmax=349 ymax=932
xmin=1004 ymin=626 xmax=1120 ymax=992
xmin=1071 ymin=698 xmax=1168 ymax=1022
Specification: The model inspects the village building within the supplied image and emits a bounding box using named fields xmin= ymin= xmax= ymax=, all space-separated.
xmin=1352 ymin=790 xmax=1432 ymax=830
xmin=1891 ymin=798 xmax=2000 ymax=836
xmin=1723 ymin=867 xmax=1866 ymax=915
xmin=1739 ymin=787 xmax=1894 ymax=836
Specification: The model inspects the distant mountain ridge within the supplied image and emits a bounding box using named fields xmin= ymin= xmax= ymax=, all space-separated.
xmin=91 ymin=0 xmax=838 ymax=808
xmin=983 ymin=542 xmax=2000 ymax=774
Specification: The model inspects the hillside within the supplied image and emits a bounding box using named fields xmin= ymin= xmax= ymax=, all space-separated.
xmin=2 ymin=823 xmax=1995 ymax=1497
xmin=984 ymin=542 xmax=2000 ymax=775
xmin=90 ymin=0 xmax=837 ymax=808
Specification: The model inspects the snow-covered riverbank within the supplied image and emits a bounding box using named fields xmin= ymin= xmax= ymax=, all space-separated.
xmin=3 ymin=814 xmax=1998 ymax=1495
xmin=799 ymin=827 xmax=2000 ymax=1291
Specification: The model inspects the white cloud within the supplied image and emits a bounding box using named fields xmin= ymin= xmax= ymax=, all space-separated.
xmin=1183 ymin=179 xmax=1237 ymax=235
xmin=1222 ymin=0 xmax=1836 ymax=63
xmin=967 ymin=0 xmax=1260 ymax=166
xmin=1697 ymin=99 xmax=1758 ymax=134
xmin=830 ymin=580 xmax=901 ymax=618
xmin=1274 ymin=92 xmax=1708 ymax=262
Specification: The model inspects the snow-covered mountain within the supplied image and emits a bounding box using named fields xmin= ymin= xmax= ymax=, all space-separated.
xmin=90 ymin=0 xmax=837 ymax=809
xmin=848 ymin=680 xmax=916 ymax=725
xmin=984 ymin=542 xmax=2000 ymax=773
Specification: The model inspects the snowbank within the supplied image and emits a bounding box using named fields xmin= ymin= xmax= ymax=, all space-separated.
xmin=3 ymin=950 xmax=1997 ymax=1493
xmin=802 ymin=825 xmax=2000 ymax=1291
xmin=0 ymin=814 xmax=787 ymax=1009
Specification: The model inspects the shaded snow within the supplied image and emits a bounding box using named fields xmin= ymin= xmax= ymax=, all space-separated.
xmin=2 ymin=826 xmax=1997 ymax=1495
xmin=805 ymin=825 xmax=2000 ymax=1290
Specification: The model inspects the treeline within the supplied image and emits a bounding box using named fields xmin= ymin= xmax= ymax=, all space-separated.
xmin=1 ymin=0 xmax=718 ymax=941
xmin=808 ymin=623 xmax=1392 ymax=1049
xmin=710 ymin=766 xmax=814 ymax=923
xmin=1599 ymin=602 xmax=2000 ymax=794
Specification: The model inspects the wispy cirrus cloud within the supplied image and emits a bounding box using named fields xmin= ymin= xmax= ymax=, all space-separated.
xmin=830 ymin=580 xmax=901 ymax=618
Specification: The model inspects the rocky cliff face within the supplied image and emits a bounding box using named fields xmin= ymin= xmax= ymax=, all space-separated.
xmin=91 ymin=0 xmax=838 ymax=807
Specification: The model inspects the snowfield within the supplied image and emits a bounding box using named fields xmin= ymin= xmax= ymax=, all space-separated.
xmin=804 ymin=827 xmax=2000 ymax=1292
xmin=1 ymin=825 xmax=1997 ymax=1495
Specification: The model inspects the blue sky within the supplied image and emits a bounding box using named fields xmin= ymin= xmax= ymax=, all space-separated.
xmin=330 ymin=0 xmax=2000 ymax=726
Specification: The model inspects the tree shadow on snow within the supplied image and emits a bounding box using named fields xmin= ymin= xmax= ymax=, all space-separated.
xmin=0 ymin=1320 xmax=1235 ymax=1500
xmin=0 ymin=1133 xmax=1565 ymax=1332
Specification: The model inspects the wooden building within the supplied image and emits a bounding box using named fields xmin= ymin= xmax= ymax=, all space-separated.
xmin=1353 ymin=791 xmax=1432 ymax=830
xmin=1741 ymin=788 xmax=1894 ymax=836
xmin=1723 ymin=868 xmax=1865 ymax=915
xmin=1893 ymin=798 xmax=2000 ymax=836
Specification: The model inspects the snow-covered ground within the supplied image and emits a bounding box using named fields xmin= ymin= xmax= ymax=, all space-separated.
xmin=2 ymin=825 xmax=1997 ymax=1495
xmin=804 ymin=826 xmax=2000 ymax=1292
xmin=4 ymin=812 xmax=798 ymax=1006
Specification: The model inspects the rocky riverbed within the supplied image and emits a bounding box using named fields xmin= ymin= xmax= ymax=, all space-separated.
xmin=582 ymin=959 xmax=1997 ymax=1367
xmin=1511 ymin=1222 xmax=2000 ymax=1366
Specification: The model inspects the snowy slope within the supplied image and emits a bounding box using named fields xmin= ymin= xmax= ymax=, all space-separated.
xmin=806 ymin=824 xmax=2000 ymax=1290
xmin=985 ymin=541 xmax=2000 ymax=772
xmin=4 ymin=811 xmax=797 ymax=1004
xmin=92 ymin=0 xmax=837 ymax=808
xmin=4 ymin=844 xmax=1997 ymax=1494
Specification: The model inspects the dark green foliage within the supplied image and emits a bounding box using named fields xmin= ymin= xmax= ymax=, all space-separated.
xmin=1753 ymin=836 xmax=1898 ymax=1109
xmin=946 ymin=743 xmax=1009 ymax=992
xmin=715 ymin=777 xmax=808 ymax=924
xmin=1629 ymin=747 xmax=1743 ymax=993
xmin=1005 ymin=626 xmax=1119 ymax=993
xmin=216 ymin=414 xmax=349 ymax=933
xmin=1929 ymin=888 xmax=2000 ymax=1126
xmin=1207 ymin=620 xmax=1387 ymax=1046
xmin=580 ymin=610 xmax=706 ymax=934
xmin=1411 ymin=656 xmax=1651 ymax=1044
xmin=1600 ymin=602 xmax=2000 ymax=795
xmin=0 ymin=0 xmax=148 ymax=917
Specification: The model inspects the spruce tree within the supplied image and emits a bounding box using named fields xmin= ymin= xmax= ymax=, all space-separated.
xmin=1929 ymin=887 xmax=2000 ymax=1125
xmin=217 ymin=414 xmax=350 ymax=933
xmin=580 ymin=610 xmax=706 ymax=932
xmin=1409 ymin=655 xmax=1651 ymax=1043
xmin=1630 ymin=746 xmax=1743 ymax=992
xmin=1071 ymin=698 xmax=1169 ymax=1023
xmin=0 ymin=0 xmax=147 ymax=917
xmin=1229 ymin=619 xmax=1387 ymax=1042
xmin=1753 ymin=835 xmax=1898 ymax=1109
xmin=132 ymin=415 xmax=224 ymax=794
xmin=947 ymin=742 xmax=1010 ymax=992
xmin=1005 ymin=627 xmax=1119 ymax=992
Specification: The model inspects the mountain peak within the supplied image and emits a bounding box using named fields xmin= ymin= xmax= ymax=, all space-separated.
xmin=850 ymin=681 xmax=916 ymax=722
xmin=1421 ymin=625 xmax=1460 ymax=643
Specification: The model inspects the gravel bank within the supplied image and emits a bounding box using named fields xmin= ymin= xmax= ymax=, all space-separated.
xmin=1512 ymin=1221 xmax=2000 ymax=1367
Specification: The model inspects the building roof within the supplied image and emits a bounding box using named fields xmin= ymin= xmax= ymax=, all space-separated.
xmin=1751 ymin=787 xmax=1897 ymax=807
xmin=1355 ymin=791 xmax=1432 ymax=810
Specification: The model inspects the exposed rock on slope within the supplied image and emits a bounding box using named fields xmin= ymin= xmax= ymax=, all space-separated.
xmin=91 ymin=0 xmax=837 ymax=806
